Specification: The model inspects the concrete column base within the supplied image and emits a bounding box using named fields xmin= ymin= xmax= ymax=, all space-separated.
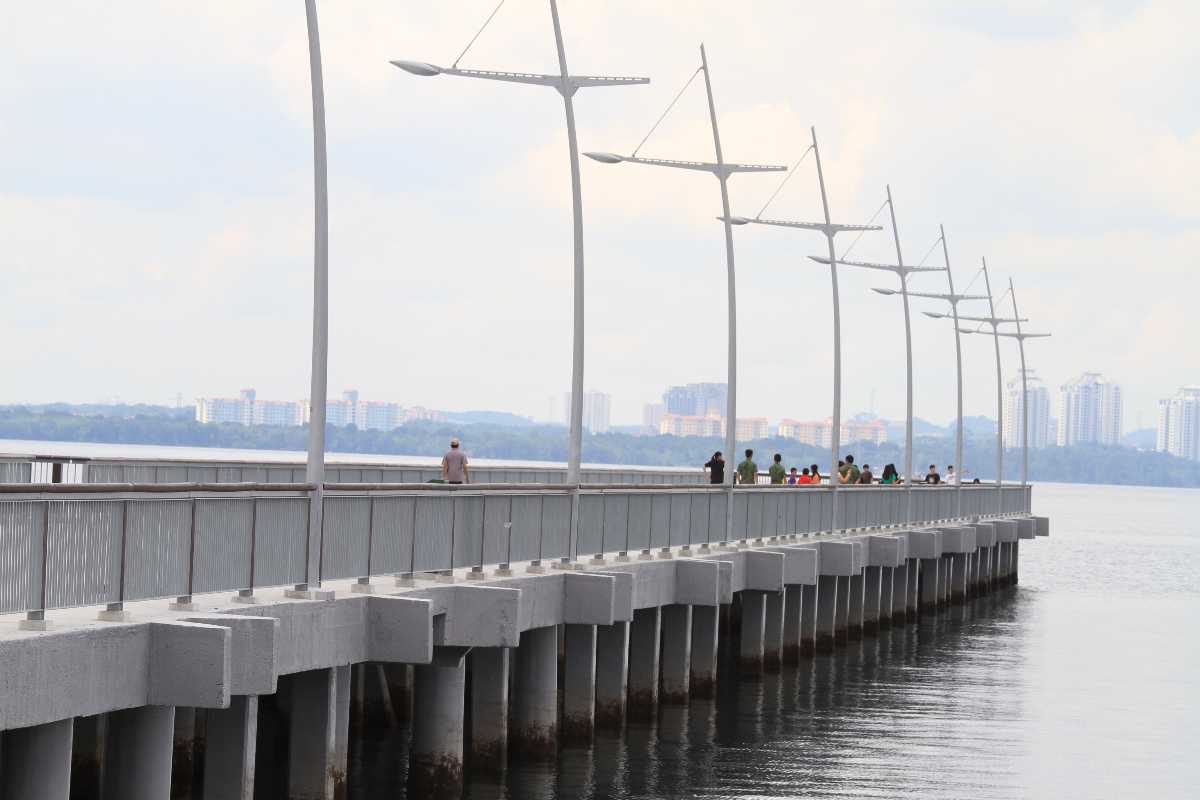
xmin=469 ymin=647 xmax=510 ymax=768
xmin=103 ymin=705 xmax=175 ymax=800
xmin=815 ymin=575 xmax=838 ymax=653
xmin=738 ymin=591 xmax=766 ymax=675
xmin=562 ymin=625 xmax=596 ymax=741
xmin=202 ymin=695 xmax=257 ymax=800
xmin=628 ymin=607 xmax=662 ymax=718
xmin=660 ymin=605 xmax=692 ymax=704
xmin=763 ymin=591 xmax=784 ymax=673
xmin=1 ymin=718 xmax=73 ymax=800
xmin=595 ymin=621 xmax=629 ymax=728
xmin=411 ymin=656 xmax=466 ymax=798
xmin=689 ymin=605 xmax=719 ymax=698
xmin=511 ymin=626 xmax=558 ymax=759
xmin=799 ymin=583 xmax=818 ymax=656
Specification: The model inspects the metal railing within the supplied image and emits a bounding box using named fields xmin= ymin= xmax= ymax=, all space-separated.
xmin=0 ymin=482 xmax=1030 ymax=619
xmin=0 ymin=454 xmax=707 ymax=486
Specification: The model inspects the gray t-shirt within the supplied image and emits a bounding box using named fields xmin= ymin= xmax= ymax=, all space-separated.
xmin=443 ymin=449 xmax=468 ymax=482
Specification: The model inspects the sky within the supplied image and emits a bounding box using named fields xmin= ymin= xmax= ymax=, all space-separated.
xmin=2 ymin=1 xmax=1197 ymax=431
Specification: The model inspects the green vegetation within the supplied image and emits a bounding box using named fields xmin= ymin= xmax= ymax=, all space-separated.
xmin=2 ymin=405 xmax=1198 ymax=488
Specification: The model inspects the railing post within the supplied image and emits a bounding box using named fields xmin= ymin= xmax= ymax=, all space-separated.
xmin=527 ymin=493 xmax=547 ymax=574
xmin=20 ymin=499 xmax=52 ymax=631
xmin=98 ymin=499 xmax=130 ymax=621
xmin=354 ymin=496 xmax=379 ymax=591
xmin=171 ymin=498 xmax=199 ymax=610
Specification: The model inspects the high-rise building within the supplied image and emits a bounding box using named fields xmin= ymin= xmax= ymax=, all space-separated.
xmin=196 ymin=395 xmax=252 ymax=425
xmin=662 ymin=382 xmax=727 ymax=418
xmin=251 ymin=399 xmax=304 ymax=427
xmin=735 ymin=417 xmax=769 ymax=441
xmin=778 ymin=418 xmax=887 ymax=448
xmin=642 ymin=403 xmax=665 ymax=435
xmin=1157 ymin=385 xmax=1200 ymax=461
xmin=1003 ymin=370 xmax=1051 ymax=450
xmin=1057 ymin=372 xmax=1122 ymax=446
xmin=563 ymin=390 xmax=611 ymax=434
xmin=659 ymin=413 xmax=724 ymax=438
xmin=354 ymin=400 xmax=405 ymax=432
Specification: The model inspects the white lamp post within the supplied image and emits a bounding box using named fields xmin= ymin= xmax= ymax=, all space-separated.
xmin=392 ymin=0 xmax=648 ymax=564
xmin=729 ymin=128 xmax=881 ymax=535
xmin=996 ymin=279 xmax=1050 ymax=487
xmin=813 ymin=185 xmax=943 ymax=525
xmin=584 ymin=44 xmax=785 ymax=545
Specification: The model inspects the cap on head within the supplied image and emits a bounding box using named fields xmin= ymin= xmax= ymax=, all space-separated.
xmin=450 ymin=438 xmax=460 ymax=447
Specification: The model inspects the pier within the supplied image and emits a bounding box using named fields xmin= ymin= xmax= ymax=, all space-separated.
xmin=0 ymin=462 xmax=1044 ymax=799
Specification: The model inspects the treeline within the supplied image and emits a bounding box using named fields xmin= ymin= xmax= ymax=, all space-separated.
xmin=1 ymin=405 xmax=1198 ymax=488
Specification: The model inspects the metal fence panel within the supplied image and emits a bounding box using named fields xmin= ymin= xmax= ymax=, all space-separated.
xmin=669 ymin=493 xmax=691 ymax=547
xmin=46 ymin=500 xmax=122 ymax=609
xmin=627 ymin=494 xmax=652 ymax=553
xmin=509 ymin=496 xmax=544 ymax=563
xmin=0 ymin=501 xmax=43 ymax=613
xmin=412 ymin=496 xmax=452 ymax=573
xmin=648 ymin=494 xmax=672 ymax=549
xmin=480 ymin=495 xmax=512 ymax=567
xmin=251 ymin=498 xmax=307 ymax=588
xmin=602 ymin=495 xmax=631 ymax=556
xmin=576 ymin=494 xmax=605 ymax=556
xmin=540 ymin=494 xmax=571 ymax=561
xmin=193 ymin=498 xmax=252 ymax=593
xmin=688 ymin=492 xmax=710 ymax=545
xmin=321 ymin=497 xmax=371 ymax=581
xmin=123 ymin=500 xmax=191 ymax=601
xmin=452 ymin=495 xmax=485 ymax=570
xmin=371 ymin=496 xmax=415 ymax=575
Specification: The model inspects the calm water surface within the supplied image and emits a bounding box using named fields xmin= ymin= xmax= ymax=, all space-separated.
xmin=345 ymin=483 xmax=1200 ymax=799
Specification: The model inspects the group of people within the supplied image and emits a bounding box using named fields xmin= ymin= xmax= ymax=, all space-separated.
xmin=704 ymin=449 xmax=971 ymax=487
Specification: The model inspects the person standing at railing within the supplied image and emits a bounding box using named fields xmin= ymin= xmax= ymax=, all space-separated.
xmin=798 ymin=467 xmax=813 ymax=485
xmin=704 ymin=451 xmax=725 ymax=485
xmin=442 ymin=438 xmax=470 ymax=485
xmin=946 ymin=465 xmax=957 ymax=484
xmin=858 ymin=463 xmax=875 ymax=485
xmin=810 ymin=464 xmax=822 ymax=485
xmin=768 ymin=453 xmax=787 ymax=485
xmin=736 ymin=449 xmax=758 ymax=485
xmin=839 ymin=454 xmax=861 ymax=485
xmin=787 ymin=467 xmax=801 ymax=485
xmin=924 ymin=464 xmax=942 ymax=485
xmin=880 ymin=464 xmax=899 ymax=485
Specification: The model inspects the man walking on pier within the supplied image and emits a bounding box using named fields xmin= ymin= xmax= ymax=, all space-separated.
xmin=442 ymin=438 xmax=470 ymax=485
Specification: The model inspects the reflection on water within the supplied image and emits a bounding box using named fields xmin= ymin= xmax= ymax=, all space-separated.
xmin=347 ymin=483 xmax=1200 ymax=799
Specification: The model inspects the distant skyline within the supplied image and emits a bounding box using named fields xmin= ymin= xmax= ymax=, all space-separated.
xmin=2 ymin=2 xmax=1197 ymax=432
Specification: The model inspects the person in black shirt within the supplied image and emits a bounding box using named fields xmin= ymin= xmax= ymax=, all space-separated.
xmin=704 ymin=451 xmax=725 ymax=485
xmin=924 ymin=464 xmax=942 ymax=484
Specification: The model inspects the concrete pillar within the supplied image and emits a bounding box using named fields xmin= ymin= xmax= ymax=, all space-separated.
xmin=1011 ymin=540 xmax=1020 ymax=585
xmin=202 ymin=696 xmax=257 ymax=800
xmin=511 ymin=626 xmax=558 ymax=759
xmin=660 ymin=605 xmax=692 ymax=704
xmin=996 ymin=543 xmax=1008 ymax=583
xmin=950 ymin=553 xmax=968 ymax=604
xmin=847 ymin=574 xmax=865 ymax=640
xmin=285 ymin=667 xmax=342 ymax=800
xmin=887 ymin=565 xmax=906 ymax=626
xmin=172 ymin=707 xmax=197 ymax=799
xmin=762 ymin=591 xmax=784 ymax=673
xmin=815 ymin=575 xmax=838 ymax=653
xmin=800 ymin=583 xmax=818 ymax=657
xmin=943 ymin=555 xmax=954 ymax=603
xmin=560 ymin=625 xmax=595 ymax=741
xmin=382 ymin=664 xmax=413 ymax=722
xmin=411 ymin=657 xmax=466 ymax=798
xmin=1 ymin=719 xmax=73 ymax=800
xmin=71 ymin=713 xmax=106 ymax=799
xmin=920 ymin=558 xmax=940 ymax=613
xmin=627 ymin=607 xmax=662 ymax=718
xmin=594 ymin=621 xmax=629 ymax=728
xmin=862 ymin=566 xmax=882 ymax=636
xmin=782 ymin=585 xmax=803 ymax=664
xmin=469 ymin=647 xmax=509 ymax=768
xmin=333 ymin=665 xmax=350 ymax=794
xmin=905 ymin=559 xmax=920 ymax=622
xmin=103 ymin=705 xmax=175 ymax=800
xmin=738 ymin=591 xmax=766 ymax=674
xmin=834 ymin=576 xmax=851 ymax=644
xmin=689 ymin=605 xmax=719 ymax=698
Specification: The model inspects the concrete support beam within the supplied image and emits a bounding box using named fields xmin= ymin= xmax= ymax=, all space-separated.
xmin=594 ymin=622 xmax=629 ymax=728
xmin=862 ymin=566 xmax=882 ymax=635
xmin=950 ymin=553 xmax=968 ymax=604
xmin=0 ymin=719 xmax=73 ymax=800
xmin=939 ymin=555 xmax=952 ymax=604
xmin=738 ymin=591 xmax=767 ymax=674
xmin=1012 ymin=540 xmax=1021 ymax=584
xmin=561 ymin=625 xmax=596 ymax=741
xmin=202 ymin=695 xmax=257 ymax=800
xmin=689 ymin=605 xmax=719 ymax=698
xmin=884 ymin=566 xmax=903 ymax=626
xmin=627 ymin=608 xmax=662 ymax=718
xmin=284 ymin=667 xmax=343 ymax=800
xmin=905 ymin=559 xmax=919 ymax=622
xmin=762 ymin=591 xmax=784 ymax=673
xmin=411 ymin=652 xmax=467 ymax=798
xmin=103 ymin=705 xmax=175 ymax=800
xmin=834 ymin=577 xmax=851 ymax=644
xmin=660 ymin=605 xmax=692 ymax=704
xmin=847 ymin=574 xmax=865 ymax=640
xmin=920 ymin=558 xmax=941 ymax=613
xmin=782 ymin=585 xmax=803 ymax=664
xmin=468 ymin=647 xmax=509 ymax=768
xmin=800 ymin=583 xmax=818 ymax=657
xmin=815 ymin=575 xmax=838 ymax=653
xmin=511 ymin=626 xmax=558 ymax=759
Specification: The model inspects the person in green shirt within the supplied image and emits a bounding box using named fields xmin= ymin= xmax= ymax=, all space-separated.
xmin=880 ymin=463 xmax=899 ymax=484
xmin=840 ymin=454 xmax=861 ymax=485
xmin=768 ymin=453 xmax=787 ymax=484
xmin=736 ymin=449 xmax=758 ymax=485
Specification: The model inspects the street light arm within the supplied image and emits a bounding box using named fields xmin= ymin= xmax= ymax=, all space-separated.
xmin=741 ymin=217 xmax=882 ymax=235
xmin=996 ymin=331 xmax=1051 ymax=339
xmin=583 ymin=153 xmax=786 ymax=175
xmin=906 ymin=289 xmax=991 ymax=302
xmin=391 ymin=62 xmax=649 ymax=89
xmin=955 ymin=313 xmax=1027 ymax=325
xmin=810 ymin=255 xmax=945 ymax=273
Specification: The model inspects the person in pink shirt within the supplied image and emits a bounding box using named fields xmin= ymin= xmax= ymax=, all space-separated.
xmin=441 ymin=438 xmax=470 ymax=484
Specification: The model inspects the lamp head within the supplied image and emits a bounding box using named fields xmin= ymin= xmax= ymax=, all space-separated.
xmin=584 ymin=152 xmax=625 ymax=164
xmin=724 ymin=215 xmax=753 ymax=226
xmin=922 ymin=311 xmax=947 ymax=319
xmin=390 ymin=60 xmax=444 ymax=77
xmin=872 ymin=288 xmax=897 ymax=296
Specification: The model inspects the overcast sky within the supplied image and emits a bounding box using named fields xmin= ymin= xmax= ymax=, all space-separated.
xmin=2 ymin=1 xmax=1197 ymax=430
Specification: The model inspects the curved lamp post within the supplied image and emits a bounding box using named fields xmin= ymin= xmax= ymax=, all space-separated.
xmin=584 ymin=44 xmax=785 ymax=546
xmin=729 ymin=127 xmax=881 ymax=535
xmin=996 ymin=279 xmax=1050 ymax=487
xmin=392 ymin=0 xmax=648 ymax=564
xmin=813 ymin=185 xmax=943 ymax=525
